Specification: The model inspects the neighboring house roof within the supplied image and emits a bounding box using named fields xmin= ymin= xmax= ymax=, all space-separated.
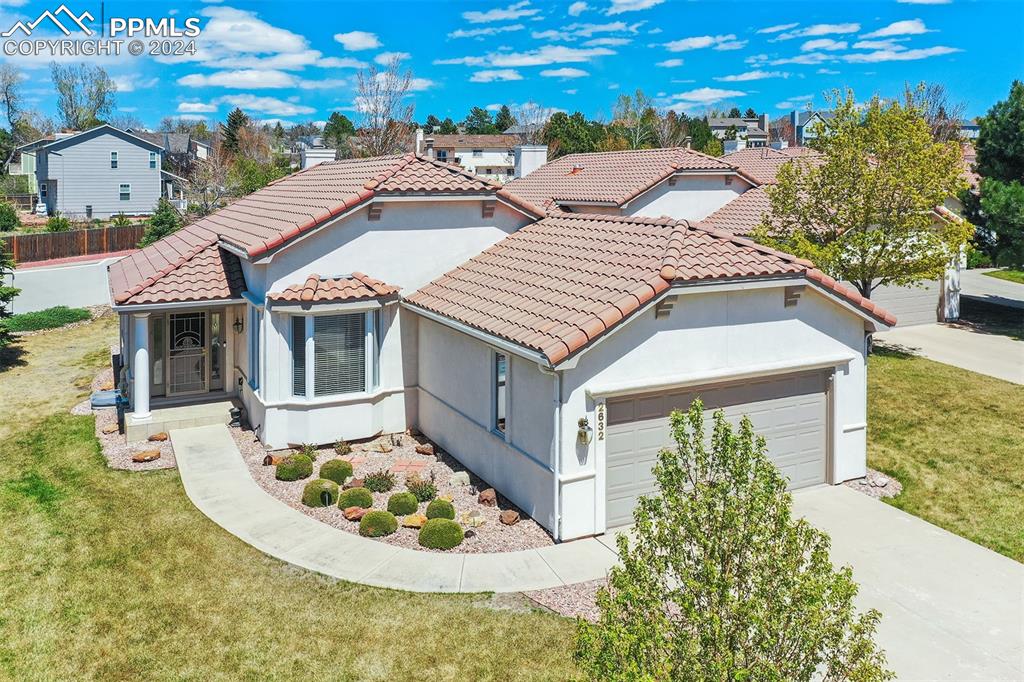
xmin=425 ymin=134 xmax=519 ymax=148
xmin=406 ymin=212 xmax=895 ymax=365
xmin=268 ymin=272 xmax=400 ymax=304
xmin=111 ymin=241 xmax=245 ymax=306
xmin=129 ymin=130 xmax=191 ymax=155
xmin=109 ymin=154 xmax=544 ymax=305
xmin=961 ymin=143 xmax=981 ymax=189
xmin=503 ymin=147 xmax=742 ymax=211
xmin=698 ymin=186 xmax=773 ymax=236
xmin=18 ymin=124 xmax=164 ymax=153
xmin=722 ymin=147 xmax=821 ymax=185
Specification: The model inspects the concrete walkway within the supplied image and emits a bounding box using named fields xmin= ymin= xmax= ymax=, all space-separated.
xmin=961 ymin=268 xmax=1024 ymax=310
xmin=171 ymin=424 xmax=619 ymax=593
xmin=875 ymin=323 xmax=1023 ymax=384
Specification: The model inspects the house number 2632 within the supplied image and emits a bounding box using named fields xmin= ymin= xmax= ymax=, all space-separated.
xmin=596 ymin=404 xmax=605 ymax=441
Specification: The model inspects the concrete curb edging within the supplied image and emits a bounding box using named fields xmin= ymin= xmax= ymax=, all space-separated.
xmin=171 ymin=424 xmax=620 ymax=593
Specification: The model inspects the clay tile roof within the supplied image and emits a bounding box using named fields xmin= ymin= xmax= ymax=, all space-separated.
xmin=407 ymin=212 xmax=895 ymax=365
xmin=698 ymin=185 xmax=774 ymax=236
xmin=425 ymin=134 xmax=519 ymax=148
xmin=112 ymin=241 xmax=245 ymax=306
xmin=267 ymin=272 xmax=400 ymax=304
xmin=503 ymin=147 xmax=738 ymax=210
xmin=722 ymin=146 xmax=822 ymax=185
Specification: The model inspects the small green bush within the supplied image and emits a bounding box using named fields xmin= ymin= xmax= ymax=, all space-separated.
xmin=319 ymin=459 xmax=353 ymax=485
xmin=359 ymin=510 xmax=398 ymax=537
xmin=0 ymin=202 xmax=20 ymax=232
xmin=418 ymin=518 xmax=463 ymax=550
xmin=337 ymin=486 xmax=373 ymax=509
xmin=405 ymin=472 xmax=437 ymax=502
xmin=301 ymin=478 xmax=339 ymax=507
xmin=364 ymin=468 xmax=396 ymax=493
xmin=334 ymin=439 xmax=352 ymax=456
xmin=45 ymin=214 xmax=71 ymax=232
xmin=110 ymin=212 xmax=131 ymax=228
xmin=0 ymin=306 xmax=90 ymax=333
xmin=275 ymin=454 xmax=313 ymax=481
xmin=296 ymin=443 xmax=318 ymax=460
xmin=387 ymin=491 xmax=418 ymax=515
xmin=425 ymin=498 xmax=455 ymax=520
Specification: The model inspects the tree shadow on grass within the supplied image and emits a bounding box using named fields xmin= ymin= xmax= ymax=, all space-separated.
xmin=0 ymin=340 xmax=27 ymax=372
xmin=953 ymin=298 xmax=1024 ymax=342
xmin=871 ymin=344 xmax=917 ymax=361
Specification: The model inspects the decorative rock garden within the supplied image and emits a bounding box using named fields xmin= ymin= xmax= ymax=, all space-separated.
xmin=233 ymin=427 xmax=554 ymax=553
xmin=843 ymin=467 xmax=903 ymax=499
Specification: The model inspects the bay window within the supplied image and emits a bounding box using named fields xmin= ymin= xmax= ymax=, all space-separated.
xmin=291 ymin=311 xmax=378 ymax=398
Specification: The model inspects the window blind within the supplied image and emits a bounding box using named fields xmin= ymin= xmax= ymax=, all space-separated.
xmin=291 ymin=316 xmax=306 ymax=396
xmin=314 ymin=313 xmax=365 ymax=396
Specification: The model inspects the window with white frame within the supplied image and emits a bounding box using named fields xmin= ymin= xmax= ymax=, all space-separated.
xmin=119 ymin=183 xmax=131 ymax=201
xmin=290 ymin=311 xmax=377 ymax=398
xmin=493 ymin=352 xmax=507 ymax=434
xmin=39 ymin=183 xmax=46 ymax=198
xmin=472 ymin=149 xmax=483 ymax=157
xmin=149 ymin=151 xmax=157 ymax=169
xmin=110 ymin=151 xmax=118 ymax=169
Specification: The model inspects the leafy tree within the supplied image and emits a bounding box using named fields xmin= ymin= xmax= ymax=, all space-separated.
xmin=0 ymin=201 xmax=20 ymax=232
xmin=744 ymin=106 xmax=757 ymax=118
xmin=221 ymin=108 xmax=249 ymax=154
xmin=756 ymin=89 xmax=971 ymax=299
xmin=423 ymin=114 xmax=441 ymax=135
xmin=495 ymin=104 xmax=515 ymax=133
xmin=543 ymin=111 xmax=598 ymax=157
xmin=45 ymin=214 xmax=71 ymax=232
xmin=50 ymin=63 xmax=116 ymax=129
xmin=727 ymin=106 xmax=742 ymax=118
xmin=689 ymin=117 xmax=723 ymax=156
xmin=229 ymin=157 xmax=287 ymax=196
xmin=323 ymin=112 xmax=355 ymax=145
xmin=0 ymin=245 xmax=19 ymax=350
xmin=462 ymin=106 xmax=496 ymax=134
xmin=438 ymin=117 xmax=458 ymax=134
xmin=723 ymin=124 xmax=738 ymax=141
xmin=575 ymin=401 xmax=893 ymax=681
xmin=612 ymin=89 xmax=655 ymax=149
xmin=973 ymin=81 xmax=1024 ymax=182
xmin=969 ymin=177 xmax=1024 ymax=266
xmin=138 ymin=198 xmax=182 ymax=247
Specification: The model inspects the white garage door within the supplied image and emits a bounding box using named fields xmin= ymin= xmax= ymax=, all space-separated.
xmin=604 ymin=372 xmax=829 ymax=528
xmin=863 ymin=280 xmax=941 ymax=327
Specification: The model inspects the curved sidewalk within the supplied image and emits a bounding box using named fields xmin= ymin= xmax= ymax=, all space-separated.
xmin=171 ymin=424 xmax=620 ymax=593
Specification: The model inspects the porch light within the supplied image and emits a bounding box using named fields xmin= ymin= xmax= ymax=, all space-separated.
xmin=233 ymin=318 xmax=244 ymax=334
xmin=577 ymin=417 xmax=593 ymax=446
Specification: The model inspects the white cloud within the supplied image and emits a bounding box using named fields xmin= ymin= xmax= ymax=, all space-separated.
xmin=816 ymin=68 xmax=840 ymax=75
xmin=775 ymin=23 xmax=860 ymax=40
xmin=113 ymin=74 xmax=158 ymax=92
xmin=215 ymin=94 xmax=315 ymax=116
xmin=656 ymin=58 xmax=683 ymax=67
xmin=178 ymin=101 xmax=218 ymax=113
xmin=374 ymin=51 xmax=410 ymax=65
xmin=318 ymin=56 xmax=369 ymax=68
xmin=463 ymin=1 xmax=539 ymax=23
xmin=255 ymin=118 xmax=295 ymax=128
xmin=433 ymin=56 xmax=488 ymax=66
xmin=568 ymin=1 xmax=590 ymax=16
xmin=715 ymin=70 xmax=789 ymax=82
xmin=470 ymin=69 xmax=524 ymax=82
xmin=608 ymin=83 xmax=620 ymax=89
xmin=297 ymin=78 xmax=349 ymax=90
xmin=843 ymin=45 xmax=961 ymax=62
xmin=178 ymin=69 xmax=297 ymax=88
xmin=334 ymin=30 xmax=381 ymax=51
xmin=852 ymin=39 xmax=907 ymax=50
xmin=861 ymin=19 xmax=932 ymax=38
xmin=757 ymin=22 xmax=798 ymax=34
xmin=801 ymin=38 xmax=848 ymax=51
xmin=540 ymin=67 xmax=589 ymax=78
xmin=715 ymin=40 xmax=747 ymax=51
xmin=775 ymin=94 xmax=815 ymax=110
xmin=485 ymin=103 xmax=503 ymax=111
xmin=584 ymin=37 xmax=631 ymax=46
xmin=176 ymin=114 xmax=209 ymax=121
xmin=370 ymin=71 xmax=435 ymax=91
xmin=606 ymin=0 xmax=664 ymax=15
xmin=672 ymin=87 xmax=746 ymax=104
xmin=564 ymin=88 xmax=578 ymax=94
xmin=449 ymin=24 xmax=524 ymax=38
xmin=663 ymin=34 xmax=737 ymax=51
xmin=769 ymin=52 xmax=833 ymax=65
xmin=647 ymin=27 xmax=662 ymax=34
xmin=490 ymin=44 xmax=615 ymax=66
xmin=198 ymin=6 xmax=307 ymax=54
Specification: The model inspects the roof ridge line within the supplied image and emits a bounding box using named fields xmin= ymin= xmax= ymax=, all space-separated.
xmin=118 ymin=235 xmax=219 ymax=304
xmin=682 ymin=220 xmax=814 ymax=269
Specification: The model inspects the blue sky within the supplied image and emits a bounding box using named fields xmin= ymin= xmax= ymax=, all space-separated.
xmin=1 ymin=0 xmax=1021 ymax=129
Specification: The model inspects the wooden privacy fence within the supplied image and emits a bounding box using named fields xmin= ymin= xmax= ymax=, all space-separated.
xmin=0 ymin=224 xmax=145 ymax=264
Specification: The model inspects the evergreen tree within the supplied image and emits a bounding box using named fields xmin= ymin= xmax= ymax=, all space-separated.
xmin=495 ymin=104 xmax=515 ymax=133
xmin=423 ymin=114 xmax=441 ymax=134
xmin=543 ymin=111 xmax=598 ymax=157
xmin=323 ymin=112 xmax=355 ymax=145
xmin=139 ymin=198 xmax=183 ymax=248
xmin=744 ymin=106 xmax=757 ymax=118
xmin=0 ymin=245 xmax=18 ymax=351
xmin=727 ymin=106 xmax=742 ymax=118
xmin=221 ymin=108 xmax=248 ymax=154
xmin=463 ymin=106 xmax=497 ymax=134
xmin=688 ymin=117 xmax=718 ymax=154
xmin=438 ymin=117 xmax=457 ymax=134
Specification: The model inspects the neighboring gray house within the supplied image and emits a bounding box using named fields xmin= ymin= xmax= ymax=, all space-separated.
xmin=709 ymin=114 xmax=770 ymax=148
xmin=19 ymin=125 xmax=176 ymax=219
xmin=771 ymin=111 xmax=837 ymax=147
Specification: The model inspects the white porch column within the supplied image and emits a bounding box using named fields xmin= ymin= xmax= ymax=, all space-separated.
xmin=131 ymin=312 xmax=151 ymax=421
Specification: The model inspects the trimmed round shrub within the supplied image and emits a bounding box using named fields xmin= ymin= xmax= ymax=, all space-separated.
xmin=301 ymin=478 xmax=338 ymax=507
xmin=387 ymin=491 xmax=418 ymax=516
xmin=359 ymin=510 xmax=398 ymax=537
xmin=425 ymin=498 xmax=456 ymax=520
xmin=319 ymin=459 xmax=354 ymax=485
xmin=418 ymin=518 xmax=463 ymax=550
xmin=337 ymin=486 xmax=373 ymax=510
xmin=275 ymin=454 xmax=314 ymax=481
xmin=0 ymin=201 xmax=20 ymax=232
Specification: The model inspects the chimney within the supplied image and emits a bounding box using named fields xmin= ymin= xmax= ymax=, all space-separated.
xmin=425 ymin=137 xmax=435 ymax=160
xmin=513 ymin=144 xmax=548 ymax=178
xmin=790 ymin=110 xmax=798 ymax=146
xmin=758 ymin=113 xmax=770 ymax=134
xmin=414 ymin=127 xmax=424 ymax=155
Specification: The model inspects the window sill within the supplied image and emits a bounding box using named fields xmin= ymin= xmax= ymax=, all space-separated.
xmin=260 ymin=385 xmax=404 ymax=409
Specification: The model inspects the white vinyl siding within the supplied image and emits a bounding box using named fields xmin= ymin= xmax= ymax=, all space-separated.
xmin=119 ymin=183 xmax=131 ymax=201
xmin=110 ymin=151 xmax=118 ymax=169
xmin=313 ymin=314 xmax=366 ymax=396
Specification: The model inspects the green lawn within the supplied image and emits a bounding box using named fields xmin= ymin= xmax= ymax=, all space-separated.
xmin=983 ymin=268 xmax=1024 ymax=285
xmin=868 ymin=348 xmax=1024 ymax=562
xmin=0 ymin=318 xmax=578 ymax=681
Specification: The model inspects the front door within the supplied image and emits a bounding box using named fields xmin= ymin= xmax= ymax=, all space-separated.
xmin=167 ymin=312 xmax=208 ymax=396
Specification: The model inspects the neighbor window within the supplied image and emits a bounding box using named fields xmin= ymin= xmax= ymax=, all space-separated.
xmin=493 ymin=352 xmax=507 ymax=434
xmin=149 ymin=151 xmax=157 ymax=169
xmin=472 ymin=149 xmax=483 ymax=157
xmin=119 ymin=183 xmax=131 ymax=201
xmin=39 ymin=183 xmax=46 ymax=198
xmin=110 ymin=151 xmax=118 ymax=169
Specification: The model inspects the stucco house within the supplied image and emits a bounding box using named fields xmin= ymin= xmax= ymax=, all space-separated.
xmin=414 ymin=131 xmax=520 ymax=182
xmin=109 ymin=152 xmax=895 ymax=541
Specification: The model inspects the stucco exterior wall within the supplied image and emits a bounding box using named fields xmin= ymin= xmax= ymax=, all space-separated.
xmin=625 ymin=174 xmax=752 ymax=222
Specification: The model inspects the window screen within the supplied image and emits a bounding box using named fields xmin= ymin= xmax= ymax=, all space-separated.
xmin=494 ymin=352 xmax=507 ymax=433
xmin=110 ymin=151 xmax=118 ymax=169
xmin=292 ymin=316 xmax=306 ymax=396
xmin=314 ymin=313 xmax=365 ymax=396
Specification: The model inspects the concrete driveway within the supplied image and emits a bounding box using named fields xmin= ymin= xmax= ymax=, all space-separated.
xmin=961 ymin=268 xmax=1024 ymax=310
xmin=793 ymin=486 xmax=1024 ymax=680
xmin=875 ymin=323 xmax=1023 ymax=384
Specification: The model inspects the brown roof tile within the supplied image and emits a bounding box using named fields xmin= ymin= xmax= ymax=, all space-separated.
xmin=722 ymin=146 xmax=822 ymax=185
xmin=425 ymin=134 xmax=519 ymax=148
xmin=698 ymin=186 xmax=773 ymax=236
xmin=116 ymin=242 xmax=245 ymax=305
xmin=407 ymin=212 xmax=895 ymax=365
xmin=268 ymin=272 xmax=400 ymax=304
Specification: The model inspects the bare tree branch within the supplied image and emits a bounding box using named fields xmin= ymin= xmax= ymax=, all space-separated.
xmin=354 ymin=58 xmax=414 ymax=157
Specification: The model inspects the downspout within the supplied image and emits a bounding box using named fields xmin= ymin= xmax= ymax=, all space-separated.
xmin=539 ymin=365 xmax=563 ymax=541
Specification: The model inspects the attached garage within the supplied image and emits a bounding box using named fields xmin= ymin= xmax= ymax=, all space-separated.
xmin=604 ymin=371 xmax=830 ymax=529
xmin=866 ymin=280 xmax=941 ymax=327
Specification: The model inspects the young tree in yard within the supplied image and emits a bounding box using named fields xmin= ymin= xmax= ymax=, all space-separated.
xmin=139 ymin=198 xmax=182 ymax=247
xmin=0 ymin=246 xmax=19 ymax=350
xmin=50 ymin=62 xmax=116 ymax=130
xmin=354 ymin=58 xmax=415 ymax=156
xmin=495 ymin=104 xmax=515 ymax=133
xmin=221 ymin=108 xmax=248 ymax=155
xmin=612 ymin=89 xmax=655 ymax=149
xmin=187 ymin=151 xmax=231 ymax=217
xmin=755 ymin=90 xmax=971 ymax=299
xmin=575 ymin=401 xmax=893 ymax=681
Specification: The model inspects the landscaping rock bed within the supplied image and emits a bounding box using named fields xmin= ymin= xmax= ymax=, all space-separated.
xmin=525 ymin=578 xmax=607 ymax=622
xmin=232 ymin=426 xmax=555 ymax=554
xmin=843 ymin=467 xmax=902 ymax=499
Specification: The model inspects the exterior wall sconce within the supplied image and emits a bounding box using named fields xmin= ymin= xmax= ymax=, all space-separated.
xmin=577 ymin=417 xmax=593 ymax=446
xmin=233 ymin=318 xmax=244 ymax=334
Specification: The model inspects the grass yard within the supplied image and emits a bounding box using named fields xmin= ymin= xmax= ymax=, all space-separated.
xmin=868 ymin=347 xmax=1024 ymax=562
xmin=983 ymin=268 xmax=1024 ymax=285
xmin=0 ymin=317 xmax=578 ymax=681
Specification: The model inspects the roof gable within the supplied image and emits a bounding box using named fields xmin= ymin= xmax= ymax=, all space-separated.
xmin=35 ymin=124 xmax=165 ymax=154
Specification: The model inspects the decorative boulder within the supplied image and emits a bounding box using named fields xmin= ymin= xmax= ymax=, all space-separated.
xmin=402 ymin=513 xmax=428 ymax=529
xmin=387 ymin=491 xmax=418 ymax=516
xmin=343 ymin=477 xmax=365 ymax=490
xmin=461 ymin=512 xmax=486 ymax=528
xmin=148 ymin=432 xmax=169 ymax=442
xmin=478 ymin=488 xmax=497 ymax=507
xmin=301 ymin=479 xmax=339 ymax=507
xmin=418 ymin=518 xmax=464 ymax=550
xmin=275 ymin=454 xmax=314 ymax=481
xmin=337 ymin=487 xmax=373 ymax=510
xmin=414 ymin=443 xmax=435 ymax=457
xmin=499 ymin=510 xmax=520 ymax=526
xmin=132 ymin=450 xmax=160 ymax=463
xmin=319 ymin=459 xmax=354 ymax=485
xmin=450 ymin=471 xmax=470 ymax=486
xmin=343 ymin=506 xmax=369 ymax=521
xmin=359 ymin=510 xmax=398 ymax=537
xmin=263 ymin=454 xmax=284 ymax=467
xmin=101 ymin=423 xmax=119 ymax=435
xmin=425 ymin=498 xmax=456 ymax=520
